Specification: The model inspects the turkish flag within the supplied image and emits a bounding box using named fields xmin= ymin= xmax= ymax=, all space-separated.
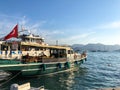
xmin=4 ymin=24 xmax=18 ymax=40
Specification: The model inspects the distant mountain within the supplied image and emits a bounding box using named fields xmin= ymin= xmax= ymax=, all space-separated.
xmin=72 ymin=43 xmax=120 ymax=52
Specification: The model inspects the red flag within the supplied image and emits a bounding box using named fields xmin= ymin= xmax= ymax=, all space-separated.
xmin=4 ymin=24 xmax=18 ymax=40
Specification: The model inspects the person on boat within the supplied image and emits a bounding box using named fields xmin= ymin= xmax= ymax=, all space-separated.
xmin=74 ymin=53 xmax=77 ymax=59
xmin=21 ymin=53 xmax=29 ymax=63
xmin=38 ymin=52 xmax=45 ymax=62
xmin=40 ymin=52 xmax=45 ymax=56
xmin=24 ymin=53 xmax=30 ymax=62
xmin=9 ymin=49 xmax=12 ymax=58
xmin=5 ymin=48 xmax=7 ymax=58
xmin=26 ymin=53 xmax=29 ymax=59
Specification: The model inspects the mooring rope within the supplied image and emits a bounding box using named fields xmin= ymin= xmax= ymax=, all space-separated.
xmin=0 ymin=71 xmax=21 ymax=87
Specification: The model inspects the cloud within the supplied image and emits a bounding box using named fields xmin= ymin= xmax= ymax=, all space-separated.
xmin=94 ymin=21 xmax=120 ymax=30
xmin=45 ymin=21 xmax=120 ymax=45
xmin=42 ymin=30 xmax=64 ymax=37
xmin=0 ymin=13 xmax=21 ymax=20
xmin=0 ymin=13 xmax=97 ymax=45
xmin=58 ymin=32 xmax=95 ymax=44
xmin=0 ymin=14 xmax=47 ymax=35
xmin=2 ymin=13 xmax=120 ymax=45
xmin=0 ymin=14 xmax=26 ymax=33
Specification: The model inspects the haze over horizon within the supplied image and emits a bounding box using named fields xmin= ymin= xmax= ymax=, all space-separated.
xmin=0 ymin=0 xmax=120 ymax=45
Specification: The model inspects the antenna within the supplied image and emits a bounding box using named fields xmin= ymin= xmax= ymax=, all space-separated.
xmin=18 ymin=25 xmax=30 ymax=34
xmin=56 ymin=40 xmax=58 ymax=46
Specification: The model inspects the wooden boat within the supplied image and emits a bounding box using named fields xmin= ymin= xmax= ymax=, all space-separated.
xmin=0 ymin=25 xmax=87 ymax=77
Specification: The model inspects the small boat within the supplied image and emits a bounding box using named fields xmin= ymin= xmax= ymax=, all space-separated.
xmin=0 ymin=24 xmax=87 ymax=77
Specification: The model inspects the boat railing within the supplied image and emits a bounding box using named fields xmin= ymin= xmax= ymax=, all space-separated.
xmin=21 ymin=55 xmax=67 ymax=63
xmin=0 ymin=50 xmax=22 ymax=59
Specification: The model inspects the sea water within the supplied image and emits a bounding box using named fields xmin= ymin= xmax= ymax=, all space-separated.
xmin=0 ymin=52 xmax=120 ymax=90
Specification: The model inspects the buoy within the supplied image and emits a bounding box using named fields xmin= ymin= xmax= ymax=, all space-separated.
xmin=85 ymin=58 xmax=87 ymax=61
xmin=57 ymin=63 xmax=62 ymax=69
xmin=74 ymin=61 xmax=78 ymax=65
xmin=64 ymin=62 xmax=70 ymax=68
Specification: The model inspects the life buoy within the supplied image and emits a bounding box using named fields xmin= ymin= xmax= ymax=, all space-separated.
xmin=64 ymin=62 xmax=70 ymax=68
xmin=57 ymin=63 xmax=62 ymax=69
xmin=74 ymin=61 xmax=78 ymax=65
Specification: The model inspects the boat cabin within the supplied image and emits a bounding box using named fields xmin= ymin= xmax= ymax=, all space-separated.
xmin=0 ymin=34 xmax=77 ymax=63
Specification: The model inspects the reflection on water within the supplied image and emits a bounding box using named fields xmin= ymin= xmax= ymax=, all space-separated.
xmin=0 ymin=71 xmax=10 ymax=81
xmin=0 ymin=67 xmax=87 ymax=90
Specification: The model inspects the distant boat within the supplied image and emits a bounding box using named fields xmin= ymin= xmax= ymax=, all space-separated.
xmin=0 ymin=25 xmax=87 ymax=77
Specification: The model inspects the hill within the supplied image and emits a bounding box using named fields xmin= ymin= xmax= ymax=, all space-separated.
xmin=72 ymin=43 xmax=120 ymax=52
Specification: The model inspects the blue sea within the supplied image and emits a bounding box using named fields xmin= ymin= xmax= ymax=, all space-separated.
xmin=0 ymin=52 xmax=120 ymax=90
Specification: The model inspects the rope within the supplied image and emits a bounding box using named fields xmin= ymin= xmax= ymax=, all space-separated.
xmin=0 ymin=71 xmax=21 ymax=87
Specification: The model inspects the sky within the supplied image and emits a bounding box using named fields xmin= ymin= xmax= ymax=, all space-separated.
xmin=0 ymin=0 xmax=120 ymax=45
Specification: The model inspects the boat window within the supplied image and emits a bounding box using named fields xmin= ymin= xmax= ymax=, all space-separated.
xmin=25 ymin=38 xmax=29 ymax=42
xmin=50 ymin=49 xmax=66 ymax=58
xmin=18 ymin=45 xmax=21 ymax=50
xmin=35 ymin=47 xmax=39 ymax=51
xmin=43 ymin=48 xmax=46 ymax=51
xmin=22 ymin=38 xmax=25 ymax=41
xmin=1 ymin=45 xmax=8 ymax=50
xmin=22 ymin=46 xmax=29 ymax=51
xmin=12 ymin=42 xmax=18 ymax=51
xmin=36 ymin=39 xmax=41 ymax=43
xmin=68 ymin=50 xmax=73 ymax=54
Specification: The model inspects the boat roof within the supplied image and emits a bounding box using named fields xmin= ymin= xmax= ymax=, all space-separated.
xmin=19 ymin=34 xmax=43 ymax=40
xmin=21 ymin=42 xmax=72 ymax=50
xmin=0 ymin=41 xmax=5 ymax=44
